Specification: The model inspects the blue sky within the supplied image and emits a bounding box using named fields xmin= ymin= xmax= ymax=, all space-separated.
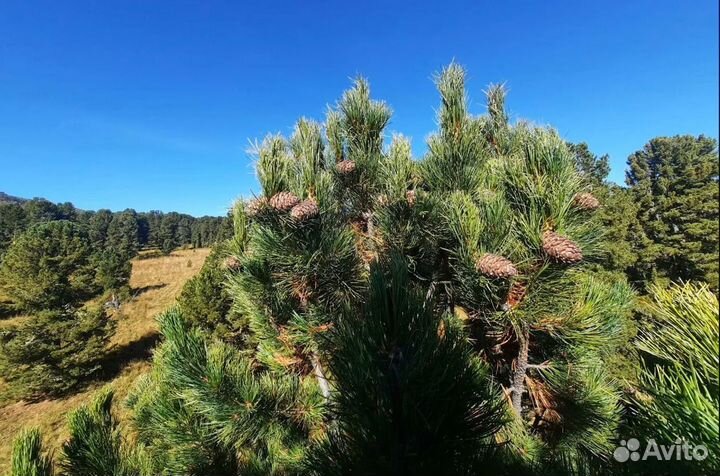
xmin=1 ymin=0 xmax=717 ymax=216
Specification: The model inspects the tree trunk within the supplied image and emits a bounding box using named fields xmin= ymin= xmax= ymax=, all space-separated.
xmin=511 ymin=329 xmax=529 ymax=414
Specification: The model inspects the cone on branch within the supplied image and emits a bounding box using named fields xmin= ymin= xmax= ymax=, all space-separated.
xmin=246 ymin=197 xmax=268 ymax=217
xmin=336 ymin=160 xmax=357 ymax=175
xmin=406 ymin=189 xmax=416 ymax=206
xmin=572 ymin=192 xmax=600 ymax=211
xmin=290 ymin=198 xmax=320 ymax=222
xmin=506 ymin=281 xmax=527 ymax=310
xmin=476 ymin=253 xmax=518 ymax=279
xmin=223 ymin=256 xmax=242 ymax=271
xmin=268 ymin=191 xmax=300 ymax=212
xmin=542 ymin=231 xmax=583 ymax=264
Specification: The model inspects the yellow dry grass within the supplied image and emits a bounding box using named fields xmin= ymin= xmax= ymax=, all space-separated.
xmin=0 ymin=248 xmax=210 ymax=471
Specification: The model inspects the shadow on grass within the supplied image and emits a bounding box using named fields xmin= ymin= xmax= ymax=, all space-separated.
xmin=131 ymin=283 xmax=167 ymax=297
xmin=97 ymin=332 xmax=160 ymax=380
xmin=0 ymin=303 xmax=18 ymax=320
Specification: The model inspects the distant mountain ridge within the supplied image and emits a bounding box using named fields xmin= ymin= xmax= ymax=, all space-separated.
xmin=0 ymin=192 xmax=27 ymax=205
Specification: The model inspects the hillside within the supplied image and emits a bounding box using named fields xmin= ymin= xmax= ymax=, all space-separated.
xmin=0 ymin=247 xmax=210 ymax=472
xmin=0 ymin=192 xmax=26 ymax=205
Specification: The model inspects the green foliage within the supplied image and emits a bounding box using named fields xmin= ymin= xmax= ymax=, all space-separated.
xmin=0 ymin=196 xmax=229 ymax=260
xmin=568 ymin=142 xmax=610 ymax=188
xmin=630 ymin=283 xmax=719 ymax=473
xmin=0 ymin=203 xmax=27 ymax=257
xmin=368 ymin=64 xmax=638 ymax=473
xmin=106 ymin=210 xmax=140 ymax=260
xmin=177 ymin=245 xmax=235 ymax=342
xmin=7 ymin=428 xmax=53 ymax=476
xmin=16 ymin=64 xmax=717 ymax=476
xmin=308 ymin=259 xmax=505 ymax=475
xmin=626 ymin=135 xmax=719 ymax=290
xmin=87 ymin=209 xmax=114 ymax=248
xmin=0 ymin=306 xmax=115 ymax=398
xmin=0 ymin=221 xmax=96 ymax=311
xmin=126 ymin=308 xmax=323 ymax=475
xmin=92 ymin=247 xmax=132 ymax=292
xmin=61 ymin=389 xmax=148 ymax=476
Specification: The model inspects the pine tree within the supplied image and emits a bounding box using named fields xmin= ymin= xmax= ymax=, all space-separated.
xmin=626 ymin=135 xmax=719 ymax=290
xmin=0 ymin=305 xmax=115 ymax=398
xmin=158 ymin=213 xmax=180 ymax=254
xmin=176 ymin=244 xmax=235 ymax=342
xmin=92 ymin=246 xmax=132 ymax=292
xmin=223 ymin=63 xmax=634 ymax=473
xmin=0 ymin=221 xmax=97 ymax=311
xmin=568 ymin=142 xmax=610 ymax=189
xmin=87 ymin=209 xmax=114 ymax=248
xmin=0 ymin=203 xmax=27 ymax=257
xmin=106 ymin=209 xmax=140 ymax=261
xmin=370 ymin=64 xmax=635 ymax=472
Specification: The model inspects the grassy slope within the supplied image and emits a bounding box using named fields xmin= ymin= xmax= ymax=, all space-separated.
xmin=0 ymin=248 xmax=210 ymax=471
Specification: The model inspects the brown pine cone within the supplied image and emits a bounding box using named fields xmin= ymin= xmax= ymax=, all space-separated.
xmin=223 ymin=256 xmax=242 ymax=271
xmin=336 ymin=160 xmax=357 ymax=175
xmin=406 ymin=190 xmax=416 ymax=206
xmin=268 ymin=191 xmax=300 ymax=212
xmin=476 ymin=253 xmax=518 ymax=279
xmin=542 ymin=231 xmax=583 ymax=264
xmin=246 ymin=197 xmax=268 ymax=217
xmin=573 ymin=192 xmax=600 ymax=211
xmin=290 ymin=198 xmax=319 ymax=222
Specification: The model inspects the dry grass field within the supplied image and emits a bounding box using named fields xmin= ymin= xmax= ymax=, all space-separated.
xmin=0 ymin=248 xmax=210 ymax=471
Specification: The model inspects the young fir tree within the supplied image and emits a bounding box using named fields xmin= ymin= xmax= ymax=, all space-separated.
xmin=12 ymin=64 xmax=639 ymax=475
xmin=625 ymin=135 xmax=719 ymax=291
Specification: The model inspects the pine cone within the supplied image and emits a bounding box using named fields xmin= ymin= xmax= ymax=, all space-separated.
xmin=268 ymin=191 xmax=300 ymax=212
xmin=506 ymin=281 xmax=527 ymax=309
xmin=375 ymin=194 xmax=389 ymax=207
xmin=246 ymin=197 xmax=268 ymax=217
xmin=406 ymin=190 xmax=416 ymax=206
xmin=476 ymin=253 xmax=518 ymax=279
xmin=336 ymin=160 xmax=357 ymax=175
xmin=290 ymin=198 xmax=319 ymax=222
xmin=542 ymin=231 xmax=583 ymax=264
xmin=573 ymin=192 xmax=600 ymax=211
xmin=223 ymin=256 xmax=242 ymax=271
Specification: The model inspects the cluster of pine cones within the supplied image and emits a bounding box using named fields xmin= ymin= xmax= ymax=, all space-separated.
xmin=474 ymin=192 xmax=599 ymax=282
xmin=246 ymin=191 xmax=319 ymax=223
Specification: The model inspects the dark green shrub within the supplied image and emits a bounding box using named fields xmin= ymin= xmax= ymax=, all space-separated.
xmin=0 ymin=306 xmax=115 ymax=398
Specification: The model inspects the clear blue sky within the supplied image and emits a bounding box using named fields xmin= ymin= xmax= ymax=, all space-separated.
xmin=1 ymin=0 xmax=717 ymax=216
